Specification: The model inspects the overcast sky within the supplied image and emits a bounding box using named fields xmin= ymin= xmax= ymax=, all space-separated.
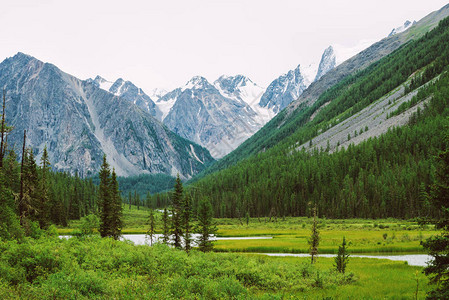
xmin=1 ymin=1 xmax=448 ymax=93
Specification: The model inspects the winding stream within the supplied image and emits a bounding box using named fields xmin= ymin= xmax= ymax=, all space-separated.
xmin=60 ymin=234 xmax=431 ymax=266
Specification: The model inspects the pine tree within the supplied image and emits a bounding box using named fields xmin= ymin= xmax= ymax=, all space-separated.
xmin=183 ymin=194 xmax=192 ymax=253
xmin=422 ymin=131 xmax=449 ymax=299
xmin=334 ymin=236 xmax=350 ymax=273
xmin=110 ymin=169 xmax=123 ymax=240
xmin=37 ymin=146 xmax=51 ymax=229
xmin=171 ymin=174 xmax=183 ymax=249
xmin=161 ymin=207 xmax=170 ymax=245
xmin=309 ymin=204 xmax=320 ymax=264
xmin=196 ymin=198 xmax=217 ymax=252
xmin=98 ymin=155 xmax=112 ymax=238
xmin=147 ymin=209 xmax=156 ymax=246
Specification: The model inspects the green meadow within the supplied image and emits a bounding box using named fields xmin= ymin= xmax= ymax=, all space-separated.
xmin=58 ymin=207 xmax=437 ymax=255
xmin=0 ymin=234 xmax=431 ymax=299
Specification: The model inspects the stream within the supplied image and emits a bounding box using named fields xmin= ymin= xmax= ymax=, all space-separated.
xmin=60 ymin=234 xmax=431 ymax=267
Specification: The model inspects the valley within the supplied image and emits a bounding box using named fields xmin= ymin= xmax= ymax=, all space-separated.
xmin=1 ymin=2 xmax=449 ymax=299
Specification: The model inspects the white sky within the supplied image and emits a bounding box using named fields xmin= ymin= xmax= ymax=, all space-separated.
xmin=1 ymin=1 xmax=448 ymax=93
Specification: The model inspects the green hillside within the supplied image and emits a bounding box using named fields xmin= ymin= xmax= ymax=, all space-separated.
xmin=177 ymin=17 xmax=449 ymax=219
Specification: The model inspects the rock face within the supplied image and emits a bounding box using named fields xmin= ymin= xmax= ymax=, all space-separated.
xmin=259 ymin=46 xmax=337 ymax=114
xmin=314 ymin=46 xmax=336 ymax=81
xmin=89 ymin=76 xmax=162 ymax=119
xmin=0 ymin=53 xmax=214 ymax=178
xmin=161 ymin=76 xmax=265 ymax=158
xmin=258 ymin=65 xmax=309 ymax=114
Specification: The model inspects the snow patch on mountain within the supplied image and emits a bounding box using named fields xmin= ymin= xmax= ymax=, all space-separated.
xmin=149 ymin=88 xmax=168 ymax=100
xmin=301 ymin=63 xmax=319 ymax=85
xmin=389 ymin=20 xmax=416 ymax=37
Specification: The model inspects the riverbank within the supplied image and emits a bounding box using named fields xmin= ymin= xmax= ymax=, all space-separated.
xmin=57 ymin=209 xmax=438 ymax=255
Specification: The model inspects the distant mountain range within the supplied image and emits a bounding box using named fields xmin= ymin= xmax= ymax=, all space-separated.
xmin=89 ymin=46 xmax=338 ymax=158
xmin=0 ymin=53 xmax=213 ymax=178
xmin=0 ymin=10 xmax=429 ymax=177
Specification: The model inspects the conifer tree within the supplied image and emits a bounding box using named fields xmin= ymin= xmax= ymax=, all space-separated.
xmin=171 ymin=174 xmax=183 ymax=249
xmin=196 ymin=198 xmax=216 ymax=252
xmin=422 ymin=131 xmax=449 ymax=299
xmin=309 ymin=204 xmax=320 ymax=264
xmin=99 ymin=155 xmax=112 ymax=238
xmin=334 ymin=236 xmax=350 ymax=273
xmin=161 ymin=207 xmax=170 ymax=245
xmin=183 ymin=194 xmax=192 ymax=253
xmin=110 ymin=169 xmax=123 ymax=240
xmin=147 ymin=209 xmax=156 ymax=246
xmin=37 ymin=146 xmax=51 ymax=229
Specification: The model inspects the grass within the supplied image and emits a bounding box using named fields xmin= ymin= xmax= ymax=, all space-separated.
xmin=0 ymin=235 xmax=433 ymax=299
xmin=58 ymin=210 xmax=438 ymax=254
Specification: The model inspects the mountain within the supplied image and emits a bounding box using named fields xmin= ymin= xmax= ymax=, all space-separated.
xmin=213 ymin=75 xmax=264 ymax=107
xmin=89 ymin=76 xmax=161 ymax=119
xmin=258 ymin=46 xmax=337 ymax=115
xmin=149 ymin=88 xmax=168 ymax=101
xmin=213 ymin=75 xmax=273 ymax=124
xmin=258 ymin=65 xmax=308 ymax=114
xmin=160 ymin=76 xmax=265 ymax=158
xmin=196 ymin=3 xmax=449 ymax=178
xmin=314 ymin=46 xmax=336 ymax=81
xmin=388 ymin=20 xmax=416 ymax=37
xmin=189 ymin=10 xmax=449 ymax=220
xmin=0 ymin=53 xmax=213 ymax=178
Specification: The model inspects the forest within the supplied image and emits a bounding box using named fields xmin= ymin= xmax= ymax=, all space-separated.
xmin=175 ymin=17 xmax=449 ymax=220
xmin=0 ymin=11 xmax=449 ymax=300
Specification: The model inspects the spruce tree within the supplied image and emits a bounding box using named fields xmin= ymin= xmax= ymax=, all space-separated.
xmin=110 ymin=169 xmax=123 ymax=240
xmin=161 ymin=207 xmax=170 ymax=245
xmin=183 ymin=194 xmax=192 ymax=253
xmin=37 ymin=146 xmax=51 ymax=229
xmin=334 ymin=236 xmax=350 ymax=273
xmin=422 ymin=132 xmax=449 ymax=299
xmin=309 ymin=204 xmax=320 ymax=264
xmin=196 ymin=198 xmax=217 ymax=252
xmin=171 ymin=174 xmax=183 ymax=249
xmin=98 ymin=155 xmax=112 ymax=238
xmin=147 ymin=209 xmax=156 ymax=246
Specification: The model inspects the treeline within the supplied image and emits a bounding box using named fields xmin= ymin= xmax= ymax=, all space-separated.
xmin=181 ymin=56 xmax=449 ymax=219
xmin=0 ymin=100 xmax=98 ymax=239
xmin=196 ymin=16 xmax=449 ymax=180
xmin=90 ymin=173 xmax=175 ymax=201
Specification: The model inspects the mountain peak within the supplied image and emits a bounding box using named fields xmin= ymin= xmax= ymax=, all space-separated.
xmin=184 ymin=76 xmax=212 ymax=90
xmin=388 ymin=20 xmax=416 ymax=37
xmin=314 ymin=45 xmax=336 ymax=81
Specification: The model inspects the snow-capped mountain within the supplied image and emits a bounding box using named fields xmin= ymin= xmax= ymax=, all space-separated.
xmin=1 ymin=53 xmax=213 ymax=178
xmin=161 ymin=76 xmax=266 ymax=158
xmin=258 ymin=65 xmax=308 ymax=114
xmin=213 ymin=75 xmax=264 ymax=106
xmin=315 ymin=46 xmax=336 ymax=81
xmin=149 ymin=88 xmax=168 ymax=101
xmin=89 ymin=76 xmax=161 ymax=119
xmin=259 ymin=46 xmax=337 ymax=114
xmin=388 ymin=20 xmax=416 ymax=37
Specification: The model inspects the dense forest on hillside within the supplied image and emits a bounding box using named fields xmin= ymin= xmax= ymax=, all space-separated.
xmin=174 ymin=17 xmax=449 ymax=219
xmin=197 ymin=17 xmax=449 ymax=178
xmin=0 ymin=136 xmax=98 ymax=239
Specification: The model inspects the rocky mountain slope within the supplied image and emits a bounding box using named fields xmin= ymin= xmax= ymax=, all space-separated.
xmin=0 ymin=53 xmax=213 ymax=178
xmin=89 ymin=76 xmax=162 ymax=119
xmin=259 ymin=46 xmax=337 ymax=114
xmin=194 ymin=3 xmax=449 ymax=177
xmin=161 ymin=76 xmax=264 ymax=158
